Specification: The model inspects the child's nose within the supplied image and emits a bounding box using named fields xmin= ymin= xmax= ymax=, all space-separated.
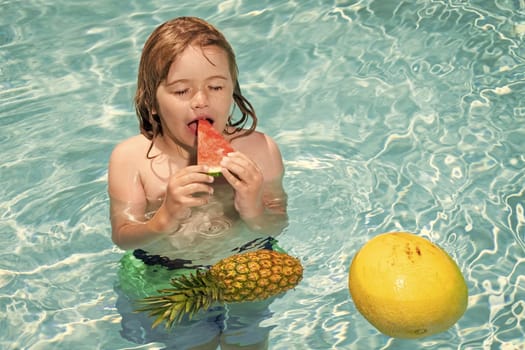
xmin=191 ymin=89 xmax=208 ymax=109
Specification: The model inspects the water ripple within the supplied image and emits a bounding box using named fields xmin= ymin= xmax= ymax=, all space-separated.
xmin=1 ymin=0 xmax=525 ymax=348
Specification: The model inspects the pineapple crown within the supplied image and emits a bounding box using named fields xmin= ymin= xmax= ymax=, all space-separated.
xmin=135 ymin=269 xmax=220 ymax=329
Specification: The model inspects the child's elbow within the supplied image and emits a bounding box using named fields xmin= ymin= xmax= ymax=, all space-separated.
xmin=111 ymin=227 xmax=134 ymax=251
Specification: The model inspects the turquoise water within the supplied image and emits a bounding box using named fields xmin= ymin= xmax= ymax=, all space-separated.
xmin=1 ymin=0 xmax=525 ymax=349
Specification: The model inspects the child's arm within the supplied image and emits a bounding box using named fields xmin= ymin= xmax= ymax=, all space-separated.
xmin=221 ymin=134 xmax=289 ymax=235
xmin=240 ymin=177 xmax=289 ymax=235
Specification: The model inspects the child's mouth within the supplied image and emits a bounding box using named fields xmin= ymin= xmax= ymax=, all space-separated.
xmin=188 ymin=118 xmax=213 ymax=134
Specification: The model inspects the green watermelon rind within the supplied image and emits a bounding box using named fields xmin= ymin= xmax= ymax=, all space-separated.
xmin=207 ymin=167 xmax=222 ymax=177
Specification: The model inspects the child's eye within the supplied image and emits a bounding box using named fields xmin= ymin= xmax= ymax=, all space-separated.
xmin=209 ymin=86 xmax=223 ymax=91
xmin=174 ymin=89 xmax=189 ymax=96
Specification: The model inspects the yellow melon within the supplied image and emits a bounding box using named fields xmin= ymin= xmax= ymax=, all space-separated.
xmin=348 ymin=232 xmax=468 ymax=338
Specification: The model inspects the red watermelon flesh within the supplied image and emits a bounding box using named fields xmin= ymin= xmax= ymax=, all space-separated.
xmin=197 ymin=119 xmax=234 ymax=175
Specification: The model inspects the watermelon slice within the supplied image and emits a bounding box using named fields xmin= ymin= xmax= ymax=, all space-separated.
xmin=197 ymin=119 xmax=234 ymax=176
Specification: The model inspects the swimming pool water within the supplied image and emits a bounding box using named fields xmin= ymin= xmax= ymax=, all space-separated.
xmin=1 ymin=0 xmax=524 ymax=349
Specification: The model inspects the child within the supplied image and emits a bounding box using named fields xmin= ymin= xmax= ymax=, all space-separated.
xmin=108 ymin=17 xmax=288 ymax=349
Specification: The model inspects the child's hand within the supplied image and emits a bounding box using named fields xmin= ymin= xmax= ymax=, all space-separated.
xmin=155 ymin=165 xmax=214 ymax=232
xmin=220 ymin=152 xmax=264 ymax=219
xmin=165 ymin=164 xmax=215 ymax=211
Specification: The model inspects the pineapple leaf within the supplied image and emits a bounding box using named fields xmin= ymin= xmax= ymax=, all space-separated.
xmin=152 ymin=308 xmax=171 ymax=329
xmin=134 ymin=270 xmax=221 ymax=329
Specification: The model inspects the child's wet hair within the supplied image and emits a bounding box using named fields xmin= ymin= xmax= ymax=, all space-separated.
xmin=134 ymin=16 xmax=257 ymax=151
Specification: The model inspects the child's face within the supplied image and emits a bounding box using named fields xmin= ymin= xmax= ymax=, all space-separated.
xmin=154 ymin=44 xmax=234 ymax=147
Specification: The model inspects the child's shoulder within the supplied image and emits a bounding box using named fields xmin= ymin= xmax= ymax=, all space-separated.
xmin=110 ymin=134 xmax=150 ymax=159
xmin=231 ymin=129 xmax=281 ymax=156
xmin=232 ymin=129 xmax=277 ymax=147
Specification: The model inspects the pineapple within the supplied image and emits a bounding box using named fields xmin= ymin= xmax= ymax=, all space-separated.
xmin=135 ymin=249 xmax=303 ymax=329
